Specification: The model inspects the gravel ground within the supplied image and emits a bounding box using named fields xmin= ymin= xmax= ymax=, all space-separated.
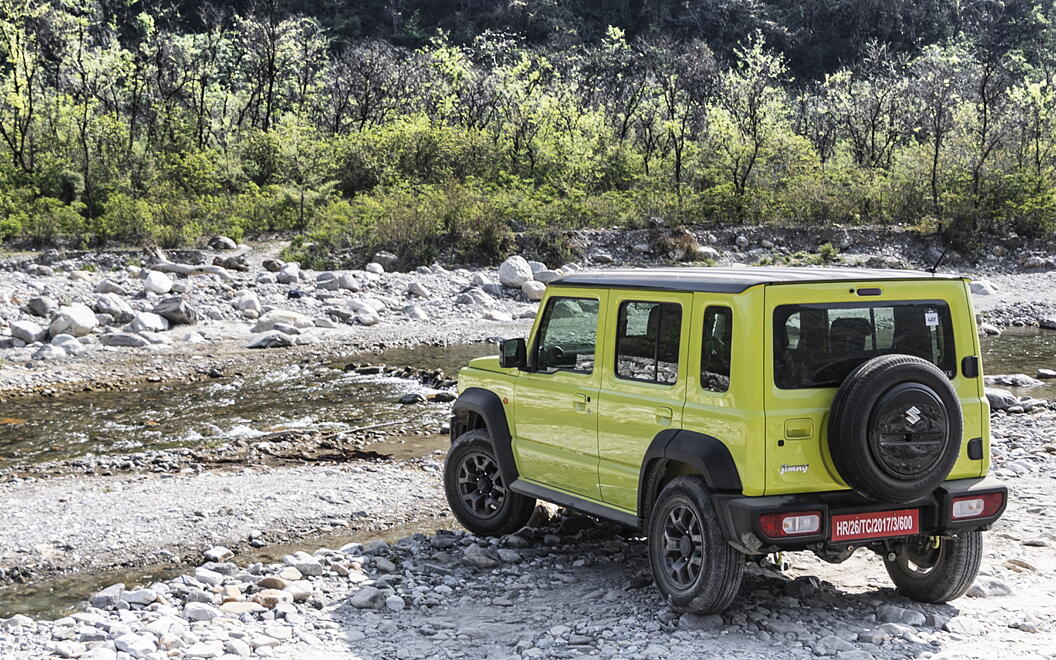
xmin=0 ymin=460 xmax=447 ymax=584
xmin=0 ymin=413 xmax=1054 ymax=659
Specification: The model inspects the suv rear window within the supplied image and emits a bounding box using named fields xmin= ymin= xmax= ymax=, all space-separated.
xmin=615 ymin=301 xmax=682 ymax=385
xmin=774 ymin=301 xmax=955 ymax=389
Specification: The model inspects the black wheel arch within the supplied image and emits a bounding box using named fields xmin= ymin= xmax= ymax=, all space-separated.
xmin=450 ymin=387 xmax=518 ymax=485
xmin=638 ymin=429 xmax=742 ymax=525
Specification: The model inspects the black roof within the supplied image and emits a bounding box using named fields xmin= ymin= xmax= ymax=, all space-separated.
xmin=549 ymin=267 xmax=963 ymax=294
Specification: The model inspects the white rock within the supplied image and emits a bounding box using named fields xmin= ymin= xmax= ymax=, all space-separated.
xmin=143 ymin=270 xmax=173 ymax=294
xmin=356 ymin=312 xmax=380 ymax=326
xmin=184 ymin=641 xmax=224 ymax=659
xmin=114 ymin=632 xmax=157 ymax=659
xmin=234 ymin=291 xmax=260 ymax=312
xmin=252 ymin=309 xmax=314 ymax=332
xmin=10 ymin=320 xmax=46 ymax=344
xmin=403 ymin=304 xmax=429 ymax=320
xmin=129 ymin=311 xmax=169 ymax=333
xmin=365 ymin=262 xmax=384 ymax=275
xmin=256 ymin=272 xmax=277 ymax=284
xmin=33 ymin=344 xmax=66 ymax=360
xmin=527 ymin=260 xmax=546 ymax=273
xmin=183 ymin=602 xmax=221 ymax=621
xmin=407 ymin=281 xmax=431 ymax=297
xmin=970 ymin=279 xmax=998 ymax=295
xmin=483 ymin=310 xmax=513 ymax=322
xmin=534 ymin=269 xmax=561 ymax=283
xmin=385 ymin=595 xmax=405 ymax=611
xmin=338 ymin=273 xmax=360 ymax=291
xmin=283 ymin=551 xmax=323 ymax=577
xmin=276 ymin=263 xmax=301 ymax=284
xmin=194 ymin=567 xmax=225 ymax=586
xmin=95 ymin=279 xmax=130 ymax=295
xmin=204 ymin=546 xmax=234 ymax=562
xmin=94 ymin=293 xmax=135 ymax=322
xmin=49 ymin=303 xmax=98 ymax=337
xmin=498 ymin=256 xmax=533 ymax=287
xmin=120 ymin=588 xmax=158 ymax=606
xmin=51 ymin=334 xmax=85 ymax=354
xmin=521 ymin=281 xmax=546 ymax=301
xmin=470 ymin=273 xmax=492 ymax=287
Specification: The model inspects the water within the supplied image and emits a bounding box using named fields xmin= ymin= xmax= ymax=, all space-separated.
xmin=0 ymin=342 xmax=498 ymax=469
xmin=980 ymin=328 xmax=1056 ymax=399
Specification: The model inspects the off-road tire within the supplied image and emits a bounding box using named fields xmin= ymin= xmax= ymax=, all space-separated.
xmin=444 ymin=429 xmax=536 ymax=536
xmin=884 ymin=532 xmax=982 ymax=603
xmin=829 ymin=354 xmax=962 ymax=503
xmin=647 ymin=475 xmax=744 ymax=613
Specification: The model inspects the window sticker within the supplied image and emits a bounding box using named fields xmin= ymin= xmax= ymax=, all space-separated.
xmin=925 ymin=309 xmax=939 ymax=327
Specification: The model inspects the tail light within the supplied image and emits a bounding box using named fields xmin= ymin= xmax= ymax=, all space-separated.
xmin=951 ymin=492 xmax=1004 ymax=520
xmin=759 ymin=511 xmax=822 ymax=537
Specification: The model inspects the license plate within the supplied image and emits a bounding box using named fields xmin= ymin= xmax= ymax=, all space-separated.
xmin=831 ymin=509 xmax=920 ymax=542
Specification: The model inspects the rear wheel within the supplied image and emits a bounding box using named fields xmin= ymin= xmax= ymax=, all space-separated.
xmin=647 ymin=475 xmax=744 ymax=613
xmin=444 ymin=429 xmax=536 ymax=536
xmin=884 ymin=532 xmax=982 ymax=603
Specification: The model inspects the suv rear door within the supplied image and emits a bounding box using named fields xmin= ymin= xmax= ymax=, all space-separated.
xmin=596 ymin=290 xmax=690 ymax=511
xmin=762 ymin=279 xmax=986 ymax=495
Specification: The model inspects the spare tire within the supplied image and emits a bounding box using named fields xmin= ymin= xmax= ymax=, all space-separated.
xmin=828 ymin=355 xmax=961 ymax=503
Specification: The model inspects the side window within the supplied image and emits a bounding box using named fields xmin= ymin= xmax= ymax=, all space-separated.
xmin=701 ymin=306 xmax=733 ymax=393
xmin=615 ymin=301 xmax=682 ymax=385
xmin=535 ymin=297 xmax=599 ymax=374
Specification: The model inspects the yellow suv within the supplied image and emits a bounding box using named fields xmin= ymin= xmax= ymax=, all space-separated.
xmin=444 ymin=267 xmax=1007 ymax=613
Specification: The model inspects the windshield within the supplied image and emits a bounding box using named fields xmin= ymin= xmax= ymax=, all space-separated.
xmin=773 ymin=301 xmax=956 ymax=389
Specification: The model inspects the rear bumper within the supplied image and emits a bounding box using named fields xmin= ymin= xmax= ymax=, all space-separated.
xmin=713 ymin=477 xmax=1007 ymax=555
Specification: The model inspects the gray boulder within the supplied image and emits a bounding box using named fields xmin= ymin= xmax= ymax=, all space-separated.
xmin=522 ymin=281 xmax=546 ymax=301
xmin=10 ymin=320 xmax=46 ymax=344
xmin=534 ymin=269 xmax=561 ymax=283
xmin=985 ymin=388 xmax=1018 ymax=411
xmin=970 ymin=280 xmax=998 ymax=295
xmin=276 ymin=263 xmax=301 ymax=284
xmin=208 ymin=235 xmax=237 ymax=250
xmin=94 ymin=293 xmax=135 ymax=323
xmin=101 ymin=332 xmax=151 ymax=348
xmin=247 ymin=331 xmax=295 ymax=349
xmin=372 ymin=251 xmax=399 ymax=269
xmin=27 ymin=296 xmax=58 ymax=318
xmin=142 ymin=270 xmax=173 ymax=295
xmin=32 ymin=344 xmax=66 ymax=360
xmin=129 ymin=312 xmax=169 ymax=334
xmin=499 ymin=256 xmax=533 ymax=287
xmin=49 ymin=303 xmax=98 ymax=337
xmin=154 ymin=296 xmax=198 ymax=325
xmin=95 ymin=279 xmax=130 ymax=295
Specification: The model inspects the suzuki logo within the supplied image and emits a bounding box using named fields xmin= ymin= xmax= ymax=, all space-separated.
xmin=905 ymin=406 xmax=921 ymax=426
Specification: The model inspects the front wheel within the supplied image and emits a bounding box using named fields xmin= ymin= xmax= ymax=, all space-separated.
xmin=647 ymin=475 xmax=744 ymax=613
xmin=884 ymin=532 xmax=982 ymax=603
xmin=444 ymin=429 xmax=536 ymax=536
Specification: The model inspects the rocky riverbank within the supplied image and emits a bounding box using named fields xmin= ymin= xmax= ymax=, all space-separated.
xmin=2 ymin=229 xmax=1056 ymax=400
xmin=0 ymin=409 xmax=1054 ymax=659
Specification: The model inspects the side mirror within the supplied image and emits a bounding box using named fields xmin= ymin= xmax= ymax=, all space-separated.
xmin=499 ymin=338 xmax=527 ymax=369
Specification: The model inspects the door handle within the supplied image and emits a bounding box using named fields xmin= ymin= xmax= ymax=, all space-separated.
xmin=655 ymin=406 xmax=673 ymax=425
xmin=572 ymin=393 xmax=588 ymax=412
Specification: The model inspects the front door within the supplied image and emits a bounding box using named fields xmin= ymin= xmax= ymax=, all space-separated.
xmin=514 ymin=290 xmax=607 ymax=499
xmin=596 ymin=292 xmax=690 ymax=511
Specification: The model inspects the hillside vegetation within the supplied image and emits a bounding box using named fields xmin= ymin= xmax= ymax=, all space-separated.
xmin=2 ymin=0 xmax=1056 ymax=264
